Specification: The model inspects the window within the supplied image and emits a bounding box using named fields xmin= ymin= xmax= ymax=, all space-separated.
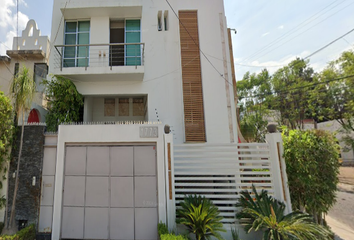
xmin=157 ymin=11 xmax=162 ymax=31
xmin=133 ymin=98 xmax=144 ymax=116
xmin=104 ymin=98 xmax=115 ymax=117
xmin=119 ymin=98 xmax=129 ymax=116
xmin=63 ymin=21 xmax=90 ymax=67
xmin=34 ymin=63 xmax=48 ymax=90
xmin=125 ymin=20 xmax=141 ymax=66
xmin=164 ymin=11 xmax=169 ymax=31
xmin=14 ymin=63 xmax=19 ymax=77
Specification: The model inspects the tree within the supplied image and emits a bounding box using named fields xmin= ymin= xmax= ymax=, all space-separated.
xmin=8 ymin=66 xmax=36 ymax=229
xmin=236 ymin=185 xmax=332 ymax=240
xmin=313 ymin=49 xmax=354 ymax=151
xmin=0 ymin=91 xmax=13 ymax=211
xmin=271 ymin=58 xmax=315 ymax=129
xmin=282 ymin=129 xmax=340 ymax=224
xmin=42 ymin=76 xmax=84 ymax=132
xmin=176 ymin=195 xmax=225 ymax=240
xmin=237 ymin=69 xmax=273 ymax=142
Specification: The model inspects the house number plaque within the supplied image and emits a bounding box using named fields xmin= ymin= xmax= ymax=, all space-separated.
xmin=140 ymin=126 xmax=158 ymax=138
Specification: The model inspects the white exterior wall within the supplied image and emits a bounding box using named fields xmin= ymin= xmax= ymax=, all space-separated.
xmin=49 ymin=0 xmax=238 ymax=144
xmin=318 ymin=120 xmax=354 ymax=165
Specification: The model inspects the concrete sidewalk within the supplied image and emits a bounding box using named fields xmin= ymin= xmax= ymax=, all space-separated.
xmin=326 ymin=215 xmax=354 ymax=240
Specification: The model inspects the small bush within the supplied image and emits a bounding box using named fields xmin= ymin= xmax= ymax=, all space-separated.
xmin=0 ymin=224 xmax=36 ymax=240
xmin=160 ymin=233 xmax=188 ymax=240
xmin=0 ymin=223 xmax=4 ymax=235
xmin=158 ymin=222 xmax=169 ymax=237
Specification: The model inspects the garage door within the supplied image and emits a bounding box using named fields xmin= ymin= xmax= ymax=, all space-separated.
xmin=61 ymin=146 xmax=158 ymax=240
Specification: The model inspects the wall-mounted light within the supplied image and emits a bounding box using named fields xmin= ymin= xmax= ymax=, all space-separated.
xmin=32 ymin=177 xmax=36 ymax=186
xmin=12 ymin=171 xmax=16 ymax=178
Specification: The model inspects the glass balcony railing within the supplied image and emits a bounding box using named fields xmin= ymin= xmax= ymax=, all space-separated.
xmin=54 ymin=43 xmax=145 ymax=71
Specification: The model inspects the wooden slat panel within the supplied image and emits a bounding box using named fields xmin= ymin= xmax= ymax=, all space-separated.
xmin=179 ymin=10 xmax=206 ymax=142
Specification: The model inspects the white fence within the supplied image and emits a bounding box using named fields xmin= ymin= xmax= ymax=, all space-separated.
xmin=171 ymin=133 xmax=291 ymax=229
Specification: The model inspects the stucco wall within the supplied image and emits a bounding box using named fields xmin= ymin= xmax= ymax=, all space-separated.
xmin=49 ymin=0 xmax=238 ymax=144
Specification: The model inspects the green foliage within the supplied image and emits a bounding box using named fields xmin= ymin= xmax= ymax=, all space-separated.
xmin=158 ymin=222 xmax=169 ymax=237
xmin=231 ymin=228 xmax=242 ymax=240
xmin=0 ymin=224 xmax=36 ymax=240
xmin=42 ymin=75 xmax=83 ymax=132
xmin=0 ymin=91 xmax=13 ymax=185
xmin=236 ymin=186 xmax=332 ymax=240
xmin=160 ymin=233 xmax=189 ymax=240
xmin=282 ymin=129 xmax=340 ymax=222
xmin=10 ymin=66 xmax=36 ymax=116
xmin=176 ymin=195 xmax=225 ymax=240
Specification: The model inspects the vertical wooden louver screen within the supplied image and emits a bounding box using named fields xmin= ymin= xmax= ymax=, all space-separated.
xmin=179 ymin=10 xmax=206 ymax=142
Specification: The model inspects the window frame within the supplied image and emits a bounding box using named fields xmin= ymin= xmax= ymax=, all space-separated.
xmin=124 ymin=19 xmax=142 ymax=66
xmin=63 ymin=20 xmax=91 ymax=68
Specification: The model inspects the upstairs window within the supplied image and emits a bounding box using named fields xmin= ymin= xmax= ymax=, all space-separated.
xmin=34 ymin=63 xmax=48 ymax=91
xmin=63 ymin=21 xmax=90 ymax=67
xmin=125 ymin=20 xmax=141 ymax=66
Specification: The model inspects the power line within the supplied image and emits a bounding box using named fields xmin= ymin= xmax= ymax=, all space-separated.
xmin=240 ymin=0 xmax=347 ymax=63
xmin=252 ymin=1 xmax=354 ymax=62
xmin=240 ymin=74 xmax=354 ymax=99
xmin=165 ymin=0 xmax=233 ymax=86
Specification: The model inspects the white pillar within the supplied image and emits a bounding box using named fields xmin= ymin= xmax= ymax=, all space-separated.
xmin=266 ymin=132 xmax=292 ymax=214
xmin=163 ymin=133 xmax=176 ymax=230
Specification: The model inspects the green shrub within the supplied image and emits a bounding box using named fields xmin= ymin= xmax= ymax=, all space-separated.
xmin=160 ymin=233 xmax=188 ymax=240
xmin=236 ymin=185 xmax=332 ymax=240
xmin=158 ymin=222 xmax=169 ymax=237
xmin=0 ymin=224 xmax=36 ymax=240
xmin=176 ymin=195 xmax=225 ymax=240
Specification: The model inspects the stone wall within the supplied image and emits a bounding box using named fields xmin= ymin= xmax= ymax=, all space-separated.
xmin=7 ymin=126 xmax=45 ymax=229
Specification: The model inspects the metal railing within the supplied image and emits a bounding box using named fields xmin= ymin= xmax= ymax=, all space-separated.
xmin=54 ymin=43 xmax=145 ymax=71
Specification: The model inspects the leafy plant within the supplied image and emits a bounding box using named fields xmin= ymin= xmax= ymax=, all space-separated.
xmin=160 ymin=233 xmax=188 ymax=240
xmin=176 ymin=195 xmax=225 ymax=240
xmin=282 ymin=129 xmax=340 ymax=223
xmin=42 ymin=75 xmax=83 ymax=132
xmin=236 ymin=185 xmax=332 ymax=240
xmin=0 ymin=224 xmax=36 ymax=240
xmin=231 ymin=228 xmax=242 ymax=240
xmin=158 ymin=222 xmax=169 ymax=237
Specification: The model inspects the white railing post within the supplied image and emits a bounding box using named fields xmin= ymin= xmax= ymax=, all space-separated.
xmin=164 ymin=132 xmax=176 ymax=231
xmin=266 ymin=132 xmax=292 ymax=214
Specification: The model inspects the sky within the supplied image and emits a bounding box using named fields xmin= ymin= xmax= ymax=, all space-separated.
xmin=1 ymin=0 xmax=354 ymax=80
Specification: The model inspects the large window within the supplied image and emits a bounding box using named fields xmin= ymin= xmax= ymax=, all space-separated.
xmin=63 ymin=21 xmax=90 ymax=67
xmin=125 ymin=20 xmax=141 ymax=66
xmin=34 ymin=63 xmax=48 ymax=91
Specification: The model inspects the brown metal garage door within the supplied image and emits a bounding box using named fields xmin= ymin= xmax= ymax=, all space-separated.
xmin=61 ymin=146 xmax=158 ymax=240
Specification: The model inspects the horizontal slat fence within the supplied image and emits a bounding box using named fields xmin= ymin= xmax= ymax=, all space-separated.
xmin=174 ymin=143 xmax=274 ymax=225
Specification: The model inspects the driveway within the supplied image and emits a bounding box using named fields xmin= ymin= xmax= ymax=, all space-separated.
xmin=327 ymin=167 xmax=354 ymax=240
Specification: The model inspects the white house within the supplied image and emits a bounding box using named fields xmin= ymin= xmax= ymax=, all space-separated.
xmin=38 ymin=1 xmax=291 ymax=240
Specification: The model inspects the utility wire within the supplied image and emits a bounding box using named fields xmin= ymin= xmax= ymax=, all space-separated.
xmin=240 ymin=0 xmax=347 ymax=63
xmin=240 ymin=74 xmax=354 ymax=99
xmin=252 ymin=1 xmax=354 ymax=62
xmin=165 ymin=0 xmax=233 ymax=86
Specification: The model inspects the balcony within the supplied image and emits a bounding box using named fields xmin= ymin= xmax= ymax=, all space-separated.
xmin=53 ymin=43 xmax=145 ymax=81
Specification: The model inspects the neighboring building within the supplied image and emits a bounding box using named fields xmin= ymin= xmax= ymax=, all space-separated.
xmin=0 ymin=19 xmax=49 ymax=124
xmin=0 ymin=19 xmax=49 ymax=224
xmin=317 ymin=120 xmax=354 ymax=166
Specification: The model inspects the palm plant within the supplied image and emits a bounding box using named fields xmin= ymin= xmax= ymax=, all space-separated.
xmin=8 ymin=66 xmax=36 ymax=229
xmin=176 ymin=195 xmax=225 ymax=240
xmin=236 ymin=185 xmax=332 ymax=240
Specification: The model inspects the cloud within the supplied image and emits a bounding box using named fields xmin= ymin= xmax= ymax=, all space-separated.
xmin=262 ymin=32 xmax=270 ymax=37
xmin=278 ymin=25 xmax=284 ymax=30
xmin=0 ymin=0 xmax=29 ymax=55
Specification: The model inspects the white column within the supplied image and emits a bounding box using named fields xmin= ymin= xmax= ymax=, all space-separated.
xmin=163 ymin=133 xmax=176 ymax=230
xmin=266 ymin=132 xmax=292 ymax=214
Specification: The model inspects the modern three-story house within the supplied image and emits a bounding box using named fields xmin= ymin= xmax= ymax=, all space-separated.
xmin=44 ymin=0 xmax=239 ymax=239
